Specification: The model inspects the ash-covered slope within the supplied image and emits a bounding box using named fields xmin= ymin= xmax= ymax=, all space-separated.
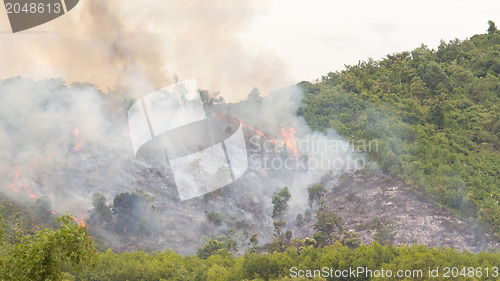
xmin=293 ymin=169 xmax=499 ymax=252
xmin=89 ymin=158 xmax=499 ymax=255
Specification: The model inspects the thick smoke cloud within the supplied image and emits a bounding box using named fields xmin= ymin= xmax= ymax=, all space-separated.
xmin=0 ymin=1 xmax=358 ymax=253
xmin=228 ymin=86 xmax=363 ymax=215
xmin=0 ymin=0 xmax=293 ymax=100
xmin=0 ymin=78 xmax=133 ymax=210
xmin=0 ymin=77 xmax=362 ymax=253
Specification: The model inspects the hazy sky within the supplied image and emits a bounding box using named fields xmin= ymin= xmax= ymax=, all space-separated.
xmin=1 ymin=0 xmax=499 ymax=96
xmin=241 ymin=0 xmax=500 ymax=81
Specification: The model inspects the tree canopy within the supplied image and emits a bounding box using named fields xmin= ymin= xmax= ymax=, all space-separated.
xmin=0 ymin=215 xmax=96 ymax=281
xmin=299 ymin=27 xmax=500 ymax=238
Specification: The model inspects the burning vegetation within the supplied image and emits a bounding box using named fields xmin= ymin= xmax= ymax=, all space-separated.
xmin=0 ymin=65 xmax=498 ymax=256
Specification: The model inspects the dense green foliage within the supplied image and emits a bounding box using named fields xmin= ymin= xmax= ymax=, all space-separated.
xmin=87 ymin=190 xmax=159 ymax=239
xmin=0 ymin=193 xmax=67 ymax=260
xmin=3 ymin=212 xmax=497 ymax=281
xmin=299 ymin=30 xmax=500 ymax=238
xmin=271 ymin=187 xmax=292 ymax=219
xmin=70 ymin=242 xmax=499 ymax=281
xmin=0 ymin=215 xmax=96 ymax=281
xmin=307 ymin=184 xmax=326 ymax=208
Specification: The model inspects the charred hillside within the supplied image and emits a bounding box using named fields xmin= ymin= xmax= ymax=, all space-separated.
xmin=292 ymin=169 xmax=499 ymax=252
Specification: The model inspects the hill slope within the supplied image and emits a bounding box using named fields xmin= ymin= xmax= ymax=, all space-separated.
xmin=299 ymin=31 xmax=500 ymax=238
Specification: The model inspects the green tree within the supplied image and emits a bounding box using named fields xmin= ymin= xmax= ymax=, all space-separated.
xmin=295 ymin=213 xmax=303 ymax=226
xmin=196 ymin=234 xmax=237 ymax=260
xmin=112 ymin=189 xmax=155 ymax=234
xmin=273 ymin=220 xmax=286 ymax=235
xmin=409 ymin=76 xmax=428 ymax=100
xmin=90 ymin=193 xmax=112 ymax=224
xmin=271 ymin=187 xmax=292 ymax=219
xmin=1 ymin=215 xmax=96 ymax=281
xmin=373 ymin=227 xmax=394 ymax=246
xmin=207 ymin=264 xmax=230 ymax=281
xmin=205 ymin=210 xmax=223 ymax=226
xmin=307 ymin=184 xmax=326 ymax=208
xmin=197 ymin=238 xmax=227 ymax=259
xmin=248 ymin=87 xmax=261 ymax=100
xmin=314 ymin=210 xmax=342 ymax=235
xmin=488 ymin=20 xmax=497 ymax=35
xmin=200 ymin=89 xmax=225 ymax=112
xmin=250 ymin=233 xmax=258 ymax=245
xmin=341 ymin=231 xmax=361 ymax=249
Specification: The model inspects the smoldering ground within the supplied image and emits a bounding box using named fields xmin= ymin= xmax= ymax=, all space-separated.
xmin=0 ymin=77 xmax=363 ymax=254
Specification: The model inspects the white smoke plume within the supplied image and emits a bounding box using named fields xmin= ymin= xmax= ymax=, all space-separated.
xmin=0 ymin=0 xmax=294 ymax=100
xmin=0 ymin=1 xmax=360 ymax=253
xmin=0 ymin=77 xmax=363 ymax=253
xmin=0 ymin=78 xmax=131 ymax=210
xmin=227 ymin=86 xmax=364 ymax=216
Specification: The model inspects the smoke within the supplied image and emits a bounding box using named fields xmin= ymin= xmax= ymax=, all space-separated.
xmin=227 ymin=86 xmax=364 ymax=217
xmin=0 ymin=78 xmax=133 ymax=211
xmin=0 ymin=0 xmax=293 ymax=100
xmin=0 ymin=76 xmax=362 ymax=254
xmin=0 ymin=2 xmax=496 ymax=254
xmin=0 ymin=0 xmax=358 ymax=253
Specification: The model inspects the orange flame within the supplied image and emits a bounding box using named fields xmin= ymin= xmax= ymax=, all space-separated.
xmin=241 ymin=123 xmax=267 ymax=138
xmin=127 ymin=121 xmax=140 ymax=144
xmin=7 ymin=167 xmax=38 ymax=200
xmin=72 ymin=127 xmax=81 ymax=151
xmin=71 ymin=213 xmax=86 ymax=228
xmin=215 ymin=112 xmax=299 ymax=156
xmin=281 ymin=127 xmax=298 ymax=156
xmin=79 ymin=213 xmax=86 ymax=227
xmin=241 ymin=121 xmax=298 ymax=156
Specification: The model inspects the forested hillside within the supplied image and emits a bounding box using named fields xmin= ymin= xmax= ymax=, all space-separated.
xmin=299 ymin=28 xmax=500 ymax=238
